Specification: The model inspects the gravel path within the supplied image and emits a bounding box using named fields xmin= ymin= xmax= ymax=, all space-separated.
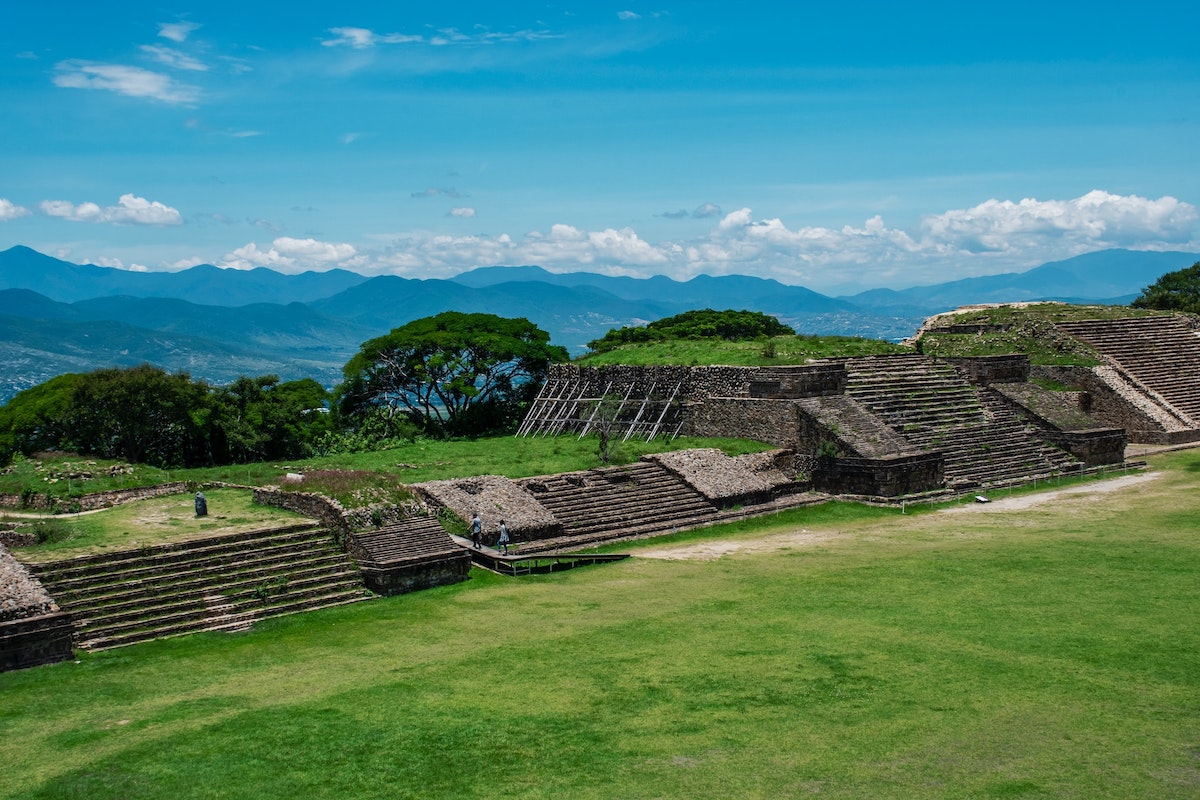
xmin=637 ymin=471 xmax=1159 ymax=561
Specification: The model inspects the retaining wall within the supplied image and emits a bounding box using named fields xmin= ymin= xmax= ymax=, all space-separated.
xmin=681 ymin=398 xmax=803 ymax=448
xmin=1032 ymin=365 xmax=1198 ymax=443
xmin=945 ymin=355 xmax=1030 ymax=384
xmin=0 ymin=611 xmax=74 ymax=672
xmin=812 ymin=453 xmax=945 ymax=497
xmin=0 ymin=482 xmax=190 ymax=513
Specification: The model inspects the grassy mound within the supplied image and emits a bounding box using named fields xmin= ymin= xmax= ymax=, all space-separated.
xmin=914 ymin=302 xmax=1173 ymax=364
xmin=578 ymin=334 xmax=907 ymax=366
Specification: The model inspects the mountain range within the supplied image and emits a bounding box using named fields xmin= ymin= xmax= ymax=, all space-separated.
xmin=0 ymin=244 xmax=1195 ymax=403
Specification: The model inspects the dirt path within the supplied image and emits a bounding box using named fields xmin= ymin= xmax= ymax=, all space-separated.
xmin=637 ymin=471 xmax=1160 ymax=561
xmin=938 ymin=471 xmax=1158 ymax=514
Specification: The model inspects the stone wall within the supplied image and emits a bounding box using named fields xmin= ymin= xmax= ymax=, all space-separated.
xmin=681 ymin=398 xmax=802 ymax=448
xmin=0 ymin=481 xmax=190 ymax=513
xmin=360 ymin=557 xmax=469 ymax=596
xmin=748 ymin=363 xmax=847 ymax=398
xmin=812 ymin=453 xmax=945 ymax=497
xmin=253 ymin=487 xmax=349 ymax=541
xmin=647 ymin=448 xmax=802 ymax=506
xmin=1032 ymin=365 xmax=1199 ymax=443
xmin=1038 ymin=429 xmax=1128 ymax=466
xmin=417 ymin=475 xmax=563 ymax=543
xmin=944 ymin=355 xmax=1030 ymax=384
xmin=1 ymin=544 xmax=73 ymax=672
xmin=0 ymin=611 xmax=75 ymax=672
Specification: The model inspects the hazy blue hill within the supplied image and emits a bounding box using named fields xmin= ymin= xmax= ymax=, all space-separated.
xmin=0 ymin=313 xmax=343 ymax=402
xmin=450 ymin=264 xmax=854 ymax=312
xmin=0 ymin=288 xmax=83 ymax=321
xmin=313 ymin=276 xmax=678 ymax=352
xmin=843 ymin=249 xmax=1198 ymax=314
xmin=0 ymin=245 xmax=369 ymax=305
xmin=1 ymin=244 xmax=1193 ymax=403
xmin=310 ymin=275 xmax=471 ymax=326
xmin=67 ymin=295 xmax=373 ymax=351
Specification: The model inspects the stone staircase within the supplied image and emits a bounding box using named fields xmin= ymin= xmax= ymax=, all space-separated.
xmin=1056 ymin=316 xmax=1200 ymax=425
xmin=25 ymin=524 xmax=370 ymax=651
xmin=518 ymin=461 xmax=720 ymax=552
xmin=843 ymin=355 xmax=1082 ymax=488
xmin=352 ymin=516 xmax=461 ymax=567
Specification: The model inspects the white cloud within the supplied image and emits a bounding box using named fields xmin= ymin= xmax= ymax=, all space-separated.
xmin=53 ymin=61 xmax=200 ymax=104
xmin=39 ymin=194 xmax=183 ymax=226
xmin=919 ymin=190 xmax=1198 ymax=254
xmin=220 ymin=237 xmax=361 ymax=273
xmin=321 ymin=24 xmax=557 ymax=49
xmin=450 ymin=207 xmax=476 ymax=218
xmin=348 ymin=191 xmax=1199 ymax=290
xmin=158 ymin=22 xmax=200 ymax=43
xmin=322 ymin=27 xmax=423 ymax=48
xmin=141 ymin=45 xmax=208 ymax=72
xmin=0 ymin=199 xmax=31 ymax=221
xmin=617 ymin=11 xmax=642 ymax=21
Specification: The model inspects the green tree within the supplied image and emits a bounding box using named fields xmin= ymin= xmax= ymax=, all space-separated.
xmin=1132 ymin=262 xmax=1200 ymax=314
xmin=212 ymin=376 xmax=331 ymax=463
xmin=588 ymin=309 xmax=795 ymax=353
xmin=338 ymin=312 xmax=568 ymax=437
xmin=66 ymin=365 xmax=212 ymax=467
xmin=0 ymin=373 xmax=82 ymax=463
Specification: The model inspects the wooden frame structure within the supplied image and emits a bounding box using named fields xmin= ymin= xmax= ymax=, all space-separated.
xmin=517 ymin=375 xmax=685 ymax=442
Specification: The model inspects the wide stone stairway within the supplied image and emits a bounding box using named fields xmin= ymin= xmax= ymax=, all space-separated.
xmin=843 ymin=355 xmax=1082 ymax=488
xmin=353 ymin=516 xmax=461 ymax=567
xmin=25 ymin=523 xmax=369 ymax=651
xmin=518 ymin=461 xmax=720 ymax=552
xmin=1056 ymin=316 xmax=1200 ymax=425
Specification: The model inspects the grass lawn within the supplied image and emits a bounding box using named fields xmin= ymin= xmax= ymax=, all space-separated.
xmin=1 ymin=450 xmax=1198 ymax=798
xmin=7 ymin=488 xmax=311 ymax=563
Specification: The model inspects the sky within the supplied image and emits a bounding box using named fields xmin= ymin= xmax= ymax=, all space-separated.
xmin=2 ymin=1 xmax=1199 ymax=294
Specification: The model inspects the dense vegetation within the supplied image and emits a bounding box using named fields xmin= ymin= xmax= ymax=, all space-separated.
xmin=1132 ymin=261 xmax=1200 ymax=314
xmin=0 ymin=367 xmax=331 ymax=469
xmin=337 ymin=311 xmax=568 ymax=439
xmin=0 ymin=313 xmax=569 ymax=469
xmin=586 ymin=308 xmax=795 ymax=353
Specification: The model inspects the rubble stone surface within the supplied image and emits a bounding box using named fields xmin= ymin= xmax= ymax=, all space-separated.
xmin=0 ymin=545 xmax=57 ymax=622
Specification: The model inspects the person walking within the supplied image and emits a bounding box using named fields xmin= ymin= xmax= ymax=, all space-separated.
xmin=497 ymin=519 xmax=510 ymax=555
xmin=470 ymin=512 xmax=483 ymax=549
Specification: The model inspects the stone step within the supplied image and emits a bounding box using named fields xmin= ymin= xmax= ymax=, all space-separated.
xmin=81 ymin=590 xmax=371 ymax=651
xmin=40 ymin=537 xmax=344 ymax=600
xmin=29 ymin=525 xmax=326 ymax=583
xmin=74 ymin=572 xmax=364 ymax=642
xmin=60 ymin=559 xmax=359 ymax=620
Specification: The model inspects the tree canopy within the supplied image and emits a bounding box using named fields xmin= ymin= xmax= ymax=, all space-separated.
xmin=1132 ymin=262 xmax=1200 ymax=314
xmin=337 ymin=311 xmax=568 ymax=437
xmin=0 ymin=365 xmax=331 ymax=468
xmin=587 ymin=309 xmax=795 ymax=353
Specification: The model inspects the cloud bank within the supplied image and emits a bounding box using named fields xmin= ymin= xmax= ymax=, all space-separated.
xmin=52 ymin=61 xmax=200 ymax=104
xmin=216 ymin=191 xmax=1198 ymax=290
xmin=39 ymin=194 xmax=183 ymax=226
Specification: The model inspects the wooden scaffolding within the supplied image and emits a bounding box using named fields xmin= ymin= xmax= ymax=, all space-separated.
xmin=517 ymin=375 xmax=685 ymax=442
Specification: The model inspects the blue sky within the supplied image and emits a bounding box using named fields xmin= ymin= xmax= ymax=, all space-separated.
xmin=2 ymin=1 xmax=1198 ymax=293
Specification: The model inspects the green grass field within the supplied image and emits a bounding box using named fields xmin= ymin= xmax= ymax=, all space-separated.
xmin=2 ymin=450 xmax=1198 ymax=799
xmin=1 ymin=435 xmax=771 ymax=500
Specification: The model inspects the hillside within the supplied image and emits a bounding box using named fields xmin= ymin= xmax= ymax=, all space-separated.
xmin=0 ymin=245 xmax=1195 ymax=403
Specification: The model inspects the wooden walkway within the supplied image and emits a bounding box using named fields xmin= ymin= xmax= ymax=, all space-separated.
xmin=449 ymin=534 xmax=630 ymax=576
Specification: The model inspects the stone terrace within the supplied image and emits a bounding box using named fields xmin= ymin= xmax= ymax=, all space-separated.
xmin=1056 ymin=316 xmax=1200 ymax=426
xmin=25 ymin=523 xmax=369 ymax=651
xmin=517 ymin=461 xmax=722 ymax=552
xmin=840 ymin=355 xmax=1083 ymax=488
